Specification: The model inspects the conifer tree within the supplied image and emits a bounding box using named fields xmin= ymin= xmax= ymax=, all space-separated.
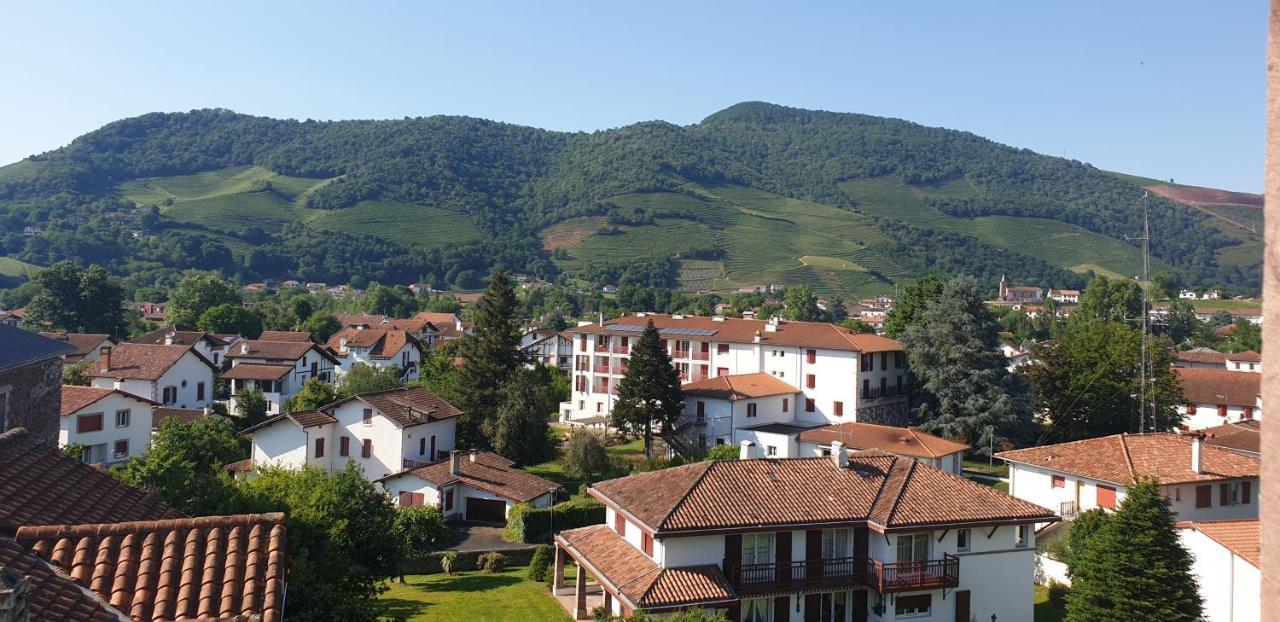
xmin=1065 ymin=480 xmax=1202 ymax=622
xmin=610 ymin=320 xmax=683 ymax=458
xmin=454 ymin=271 xmax=522 ymax=448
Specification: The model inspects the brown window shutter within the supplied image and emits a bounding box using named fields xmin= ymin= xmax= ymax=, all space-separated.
xmin=776 ymin=531 xmax=792 ymax=586
xmin=362 ymin=439 xmax=372 ymax=458
xmin=724 ymin=534 xmax=741 ymax=582
xmin=412 ymin=492 xmax=425 ymax=507
xmin=804 ymin=593 xmax=821 ymax=622
xmin=854 ymin=527 xmax=869 ymax=558
xmin=1220 ymin=483 xmax=1229 ymax=505
xmin=774 ymin=596 xmax=790 ymax=622
xmin=1196 ymin=484 xmax=1212 ymax=508
xmin=1243 ymin=481 xmax=1252 ymax=504
xmin=339 ymin=436 xmax=349 ymax=456
xmin=398 ymin=492 xmax=410 ymax=505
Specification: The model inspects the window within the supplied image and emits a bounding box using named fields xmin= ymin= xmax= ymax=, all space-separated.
xmin=419 ymin=438 xmax=426 ymax=456
xmin=880 ymin=377 xmax=887 ymax=395
xmin=362 ymin=408 xmax=373 ymax=425
xmin=615 ymin=513 xmax=626 ymax=536
xmin=806 ymin=374 xmax=815 ymax=389
xmin=1051 ymin=475 xmax=1065 ymax=488
xmin=444 ymin=487 xmax=454 ymax=511
xmin=1015 ymin=524 xmax=1029 ymax=547
xmin=1174 ymin=487 xmax=1181 ymax=502
xmin=1186 ymin=403 xmax=1196 ymax=415
xmin=430 ymin=435 xmax=437 ymax=459
xmin=806 ymin=349 xmax=816 ymax=364
xmin=162 ymin=386 xmax=177 ymax=405
xmin=896 ymin=375 xmax=904 ymax=394
xmin=696 ymin=401 xmax=706 ymax=419
xmin=896 ymin=533 xmax=928 ymax=562
xmin=717 ymin=367 xmax=729 ymax=377
xmin=579 ymin=334 xmax=588 ymax=351
xmin=956 ymin=528 xmax=971 ymax=552
xmin=1217 ymin=404 xmax=1228 ymax=417
xmin=881 ymin=352 xmax=888 ymax=370
xmin=805 ymin=398 xmax=815 ymax=413
xmin=114 ymin=409 xmax=131 ymax=428
xmin=361 ymin=439 xmax=372 ymax=458
xmin=314 ymin=438 xmax=325 ymax=458
xmin=747 ymin=403 xmax=758 ymax=418
xmin=860 ymin=353 xmax=873 ymax=372
xmin=1196 ymin=484 xmax=1212 ymax=508
xmin=819 ymin=591 xmax=847 ymax=622
xmin=1244 ymin=406 xmax=1255 ymax=419
xmin=766 ymin=445 xmax=777 ymax=456
xmin=1097 ymin=484 xmax=1117 ymax=510
xmin=339 ymin=436 xmax=350 ymax=457
xmin=742 ymin=598 xmax=772 ymax=622
xmin=1222 ymin=481 xmax=1249 ymax=506
xmin=717 ymin=343 xmax=729 ymax=354
xmin=196 ymin=382 xmax=205 ymax=401
xmin=862 ymin=379 xmax=870 ymax=397
xmin=894 ymin=352 xmax=905 ymax=369
xmin=894 ymin=594 xmax=931 ymax=618
xmin=112 ymin=439 xmax=129 ymax=460
xmin=741 ymin=532 xmax=773 ymax=566
xmin=822 ymin=528 xmax=850 ymax=558
xmin=782 ymin=398 xmax=789 ymax=413
xmin=77 ymin=413 xmax=104 ymax=434
xmin=834 ymin=401 xmax=844 ymax=417
xmin=398 ymin=491 xmax=425 ymax=507
xmin=641 ymin=532 xmax=653 ymax=556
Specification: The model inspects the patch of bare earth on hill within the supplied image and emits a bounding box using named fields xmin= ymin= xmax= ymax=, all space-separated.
xmin=1146 ymin=184 xmax=1263 ymax=208
xmin=540 ymin=217 xmax=609 ymax=251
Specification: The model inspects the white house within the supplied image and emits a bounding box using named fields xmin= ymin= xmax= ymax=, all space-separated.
xmin=553 ymin=446 xmax=1057 ymax=621
xmin=677 ymin=372 xmax=810 ymax=455
xmin=521 ymin=328 xmax=573 ymax=373
xmin=1200 ymin=420 xmax=1261 ymax=458
xmin=37 ymin=333 xmax=117 ymax=364
xmin=1178 ymin=519 xmax=1259 ymax=622
xmin=240 ymin=386 xmax=461 ymax=481
xmin=996 ymin=433 xmax=1259 ymax=522
xmin=326 ymin=328 xmax=422 ymax=380
xmin=378 ymin=450 xmax=558 ymax=523
xmin=59 ymin=385 xmax=157 ymax=465
xmin=128 ymin=328 xmax=231 ymax=367
xmin=1175 ymin=348 xmax=1262 ymax=373
xmin=1046 ymin=289 xmax=1080 ymax=304
xmin=1174 ymin=368 xmax=1261 ymax=430
xmin=796 ymin=422 xmax=969 ymax=474
xmin=411 ymin=311 xmax=474 ymax=348
xmin=562 ymin=314 xmax=909 ymax=428
xmin=87 ymin=343 xmax=217 ymax=409
xmin=225 ymin=338 xmax=338 ymax=415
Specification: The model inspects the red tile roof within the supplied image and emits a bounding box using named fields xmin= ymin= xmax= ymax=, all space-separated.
xmin=681 ymin=372 xmax=799 ymax=400
xmin=1199 ymin=420 xmax=1261 ymax=455
xmin=227 ymin=340 xmax=331 ymax=363
xmin=996 ymin=433 xmax=1260 ymax=486
xmin=1174 ymin=368 xmax=1261 ymax=407
xmin=0 ymin=428 xmax=183 ymax=533
xmin=62 ymin=386 xmax=158 ymax=416
xmin=380 ymin=451 xmax=558 ymax=503
xmin=1225 ymin=350 xmax=1262 ymax=362
xmin=88 ymin=344 xmax=215 ymax=381
xmin=0 ymin=538 xmax=121 ymax=621
xmin=1178 ymin=519 xmax=1260 ymax=567
xmin=569 ymin=314 xmax=903 ymax=353
xmin=221 ymin=363 xmax=293 ymax=381
xmin=333 ymin=387 xmax=462 ymax=428
xmin=38 ymin=332 xmax=115 ymax=362
xmin=256 ymin=331 xmax=315 ymax=343
xmin=1175 ymin=348 xmax=1228 ymax=365
xmin=152 ymin=407 xmax=207 ymax=430
xmin=241 ymin=410 xmax=337 ymax=434
xmin=15 ymin=513 xmax=288 ymax=622
xmin=797 ymin=422 xmax=970 ymax=459
xmin=128 ymin=328 xmax=227 ymax=348
xmin=556 ymin=525 xmax=734 ymax=610
xmin=327 ymin=328 xmax=418 ymax=359
xmin=590 ymin=454 xmax=1055 ymax=534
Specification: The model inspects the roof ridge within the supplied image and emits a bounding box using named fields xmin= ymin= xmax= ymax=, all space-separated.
xmin=656 ymin=461 xmax=717 ymax=531
xmin=905 ymin=429 xmax=938 ymax=459
xmin=883 ymin=458 xmax=917 ymax=526
xmin=14 ymin=512 xmax=286 ymax=541
xmin=1118 ymin=435 xmax=1137 ymax=483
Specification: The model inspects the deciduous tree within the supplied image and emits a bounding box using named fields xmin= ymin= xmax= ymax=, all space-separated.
xmin=197 ymin=303 xmax=263 ymax=337
xmin=883 ymin=275 xmax=944 ymax=338
xmin=115 ymin=415 xmax=244 ymax=515
xmin=24 ymin=261 xmax=126 ymax=335
xmin=167 ymin=271 xmax=240 ymax=328
xmin=337 ymin=363 xmax=404 ymax=398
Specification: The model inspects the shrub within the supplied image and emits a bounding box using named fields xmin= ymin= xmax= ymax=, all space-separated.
xmin=527 ymin=544 xmax=553 ymax=582
xmin=506 ymin=499 xmax=607 ymax=544
xmin=704 ymin=444 xmax=740 ymax=460
xmin=440 ymin=551 xmax=458 ymax=575
xmin=1047 ymin=579 xmax=1069 ymax=608
xmin=564 ymin=431 xmax=610 ymax=480
xmin=477 ymin=551 xmax=507 ymax=573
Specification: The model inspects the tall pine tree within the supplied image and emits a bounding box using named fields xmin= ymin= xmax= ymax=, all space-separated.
xmin=611 ymin=320 xmax=683 ymax=458
xmin=902 ymin=277 xmax=1033 ymax=453
xmin=1066 ymin=480 xmax=1202 ymax=621
xmin=454 ymin=271 xmax=522 ymax=448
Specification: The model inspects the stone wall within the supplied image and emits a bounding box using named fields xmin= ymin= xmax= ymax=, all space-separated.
xmin=0 ymin=357 xmax=63 ymax=448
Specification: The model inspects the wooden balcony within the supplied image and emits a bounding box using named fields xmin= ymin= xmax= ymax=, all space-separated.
xmin=868 ymin=554 xmax=960 ymax=593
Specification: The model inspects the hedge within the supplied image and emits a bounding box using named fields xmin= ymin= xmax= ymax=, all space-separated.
xmin=506 ymin=499 xmax=606 ymax=544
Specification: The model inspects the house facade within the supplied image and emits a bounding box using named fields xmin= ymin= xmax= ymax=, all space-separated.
xmin=326 ymin=328 xmax=422 ymax=380
xmin=997 ymin=433 xmax=1259 ymax=522
xmin=521 ymin=328 xmax=573 ymax=373
xmin=1178 ymin=519 xmax=1259 ymax=622
xmin=554 ymin=447 xmax=1056 ymax=621
xmin=87 ymin=343 xmax=217 ymax=410
xmin=59 ymin=386 xmax=156 ymax=465
xmin=1175 ymin=348 xmax=1263 ymax=373
xmin=1174 ymin=368 xmax=1262 ymax=430
xmin=562 ymin=314 xmax=908 ymax=427
xmin=225 ymin=338 xmax=338 ymax=415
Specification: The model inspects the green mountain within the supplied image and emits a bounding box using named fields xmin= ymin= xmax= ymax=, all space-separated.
xmin=0 ymin=102 xmax=1260 ymax=296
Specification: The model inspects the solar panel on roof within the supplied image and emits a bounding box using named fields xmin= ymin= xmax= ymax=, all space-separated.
xmin=660 ymin=327 xmax=719 ymax=336
xmin=610 ymin=324 xmax=647 ymax=332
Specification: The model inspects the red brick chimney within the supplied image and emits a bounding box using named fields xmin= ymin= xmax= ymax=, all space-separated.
xmin=100 ymin=346 xmax=112 ymax=370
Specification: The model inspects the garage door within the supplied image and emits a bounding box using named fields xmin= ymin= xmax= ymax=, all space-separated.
xmin=465 ymin=497 xmax=507 ymax=523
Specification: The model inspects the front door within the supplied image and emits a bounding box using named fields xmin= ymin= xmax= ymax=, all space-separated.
xmin=955 ymin=590 xmax=970 ymax=622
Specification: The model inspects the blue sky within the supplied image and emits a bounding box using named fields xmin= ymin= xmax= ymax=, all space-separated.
xmin=0 ymin=1 xmax=1266 ymax=191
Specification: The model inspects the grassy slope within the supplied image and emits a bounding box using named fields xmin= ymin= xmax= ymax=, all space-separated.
xmin=376 ymin=570 xmax=570 ymax=622
xmin=118 ymin=165 xmax=480 ymax=253
xmin=0 ymin=257 xmax=41 ymax=278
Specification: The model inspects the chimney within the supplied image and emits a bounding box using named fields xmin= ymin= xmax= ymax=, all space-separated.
xmin=241 ymin=342 xmax=250 ymax=354
xmin=469 ymin=449 xmax=477 ymax=463
xmin=450 ymin=451 xmax=461 ymax=476
xmin=100 ymin=346 xmax=112 ymax=370
xmin=753 ymin=330 xmax=762 ymax=343
xmin=1191 ymin=435 xmax=1203 ymax=474
xmin=831 ymin=441 xmax=847 ymax=468
xmin=739 ymin=440 xmax=755 ymax=460
xmin=164 ymin=329 xmax=175 ymax=345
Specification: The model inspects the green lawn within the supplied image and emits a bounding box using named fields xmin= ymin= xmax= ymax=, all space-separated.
xmin=376 ymin=569 xmax=570 ymax=621
xmin=1034 ymin=585 xmax=1067 ymax=622
xmin=963 ymin=459 xmax=1009 ymax=478
xmin=968 ymin=477 xmax=1009 ymax=494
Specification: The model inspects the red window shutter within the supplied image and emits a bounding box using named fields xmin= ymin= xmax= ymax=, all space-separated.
xmin=1243 ymin=481 xmax=1252 ymax=504
xmin=615 ymin=514 xmax=626 ymax=536
xmin=579 ymin=334 xmax=587 ymax=351
xmin=1096 ymin=485 xmax=1116 ymax=510
xmin=361 ymin=439 xmax=372 ymax=458
xmin=114 ymin=440 xmax=128 ymax=457
xmin=1196 ymin=485 xmax=1212 ymax=508
xmin=363 ymin=408 xmax=373 ymax=424
xmin=1220 ymin=483 xmax=1229 ymax=506
xmin=1186 ymin=404 xmax=1195 ymax=415
xmin=805 ymin=398 xmax=815 ymax=413
xmin=1218 ymin=405 xmax=1228 ymax=417
xmin=339 ymin=436 xmax=350 ymax=457
xmin=445 ymin=488 xmax=454 ymax=511
xmin=315 ymin=438 xmax=324 ymax=458
xmin=806 ymin=349 xmax=816 ymax=364
xmin=398 ymin=491 xmax=411 ymax=506
xmin=717 ymin=344 xmax=729 ymax=354
xmin=77 ymin=414 xmax=103 ymax=434
xmin=642 ymin=532 xmax=653 ymax=556
xmin=1244 ymin=407 xmax=1254 ymax=419
xmin=412 ymin=492 xmax=425 ymax=507
xmin=806 ymin=374 xmax=815 ymax=389
xmin=834 ymin=401 xmax=843 ymax=416
xmin=717 ymin=367 xmax=729 ymax=377
xmin=1051 ymin=475 xmax=1065 ymax=488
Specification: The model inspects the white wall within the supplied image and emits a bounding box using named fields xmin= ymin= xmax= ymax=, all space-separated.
xmin=59 ymin=392 xmax=154 ymax=464
xmin=1180 ymin=528 xmax=1260 ymax=622
xmin=1009 ymin=464 xmax=1259 ymax=522
xmin=90 ymin=351 xmax=213 ymax=408
xmin=1184 ymin=404 xmax=1258 ymax=431
xmin=331 ymin=399 xmax=405 ymax=480
xmin=252 ymin=420 xmax=308 ymax=469
xmin=398 ymin=418 xmax=457 ymax=463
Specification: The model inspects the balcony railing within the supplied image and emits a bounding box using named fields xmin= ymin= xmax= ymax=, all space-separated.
xmin=724 ymin=555 xmax=959 ymax=595
xmin=868 ymin=554 xmax=960 ymax=593
xmin=611 ymin=346 xmax=630 ymax=354
xmin=861 ymin=385 xmax=907 ymax=400
xmin=595 ymin=344 xmax=611 ymax=352
xmin=1059 ymin=501 xmax=1079 ymax=519
xmin=593 ymin=365 xmax=612 ymax=374
xmin=690 ymin=372 xmax=709 ymax=383
xmin=691 ymin=351 xmax=710 ymax=361
xmin=672 ymin=350 xmax=691 ymax=359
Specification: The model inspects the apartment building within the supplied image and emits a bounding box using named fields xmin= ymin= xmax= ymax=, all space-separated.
xmin=553 ymin=444 xmax=1056 ymax=621
xmin=561 ymin=314 xmax=908 ymax=427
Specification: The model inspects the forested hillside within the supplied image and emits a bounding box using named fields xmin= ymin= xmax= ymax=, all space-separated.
xmin=0 ymin=102 xmax=1258 ymax=296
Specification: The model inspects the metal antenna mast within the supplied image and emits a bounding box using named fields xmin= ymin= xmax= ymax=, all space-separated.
xmin=1126 ymin=192 xmax=1152 ymax=433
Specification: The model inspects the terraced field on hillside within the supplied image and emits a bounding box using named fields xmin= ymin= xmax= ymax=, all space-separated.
xmin=118 ymin=166 xmax=480 ymax=252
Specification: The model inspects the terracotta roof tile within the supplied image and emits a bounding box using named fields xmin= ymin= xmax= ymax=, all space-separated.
xmin=327 ymin=328 xmax=418 ymax=359
xmin=227 ymin=340 xmax=330 ymax=362
xmin=996 ymin=433 xmax=1260 ymax=486
xmin=15 ymin=513 xmax=288 ymax=622
xmin=337 ymin=387 xmax=461 ymax=428
xmin=256 ymin=331 xmax=315 ymax=343
xmin=568 ymin=314 xmax=903 ymax=353
xmin=220 ymin=364 xmax=293 ymax=381
xmin=592 ymin=455 xmax=1054 ymax=534
xmin=1178 ymin=519 xmax=1259 ymax=567
xmin=62 ymin=386 xmax=158 ymax=416
xmin=129 ymin=328 xmax=226 ymax=348
xmin=1200 ymin=420 xmax=1261 ymax=455
xmin=240 ymin=410 xmax=336 ymax=434
xmin=1175 ymin=348 xmax=1228 ymax=365
xmin=798 ymin=422 xmax=971 ymax=459
xmin=38 ymin=332 xmax=115 ymax=362
xmin=152 ymin=408 xmax=207 ymax=430
xmin=0 ymin=428 xmax=184 ymax=534
xmin=0 ymin=538 xmax=121 ymax=621
xmin=1226 ymin=350 xmax=1262 ymax=362
xmin=381 ymin=451 xmax=558 ymax=503
xmin=88 ymin=344 xmax=214 ymax=381
xmin=411 ymin=312 xmax=462 ymax=325
xmin=556 ymin=525 xmax=733 ymax=609
xmin=681 ymin=373 xmax=799 ymax=401
xmin=1175 ymin=368 xmax=1260 ymax=406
